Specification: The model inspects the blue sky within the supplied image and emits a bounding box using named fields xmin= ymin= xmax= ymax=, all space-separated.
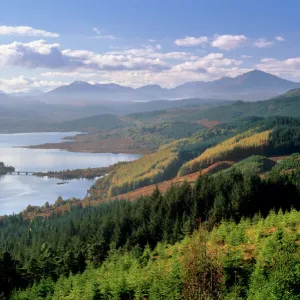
xmin=1 ymin=0 xmax=300 ymax=92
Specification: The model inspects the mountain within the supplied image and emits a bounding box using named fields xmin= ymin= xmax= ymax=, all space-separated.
xmin=47 ymin=81 xmax=98 ymax=96
xmin=173 ymin=70 xmax=300 ymax=100
xmin=43 ymin=70 xmax=300 ymax=103
xmin=209 ymin=69 xmax=299 ymax=93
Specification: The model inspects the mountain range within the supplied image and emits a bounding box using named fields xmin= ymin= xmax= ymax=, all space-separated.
xmin=43 ymin=70 xmax=300 ymax=103
xmin=2 ymin=70 xmax=300 ymax=104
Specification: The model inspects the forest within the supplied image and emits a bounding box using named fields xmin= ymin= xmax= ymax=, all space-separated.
xmin=2 ymin=162 xmax=300 ymax=299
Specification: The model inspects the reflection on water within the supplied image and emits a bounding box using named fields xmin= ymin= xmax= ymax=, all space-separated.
xmin=0 ymin=132 xmax=140 ymax=215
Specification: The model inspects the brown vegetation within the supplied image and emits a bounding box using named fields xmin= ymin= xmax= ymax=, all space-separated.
xmin=24 ymin=134 xmax=150 ymax=154
xmin=110 ymin=161 xmax=234 ymax=202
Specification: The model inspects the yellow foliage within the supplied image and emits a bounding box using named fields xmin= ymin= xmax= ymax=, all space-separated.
xmin=95 ymin=146 xmax=179 ymax=197
xmin=179 ymin=130 xmax=271 ymax=175
xmin=159 ymin=137 xmax=188 ymax=151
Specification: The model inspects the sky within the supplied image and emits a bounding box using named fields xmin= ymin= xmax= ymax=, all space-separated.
xmin=1 ymin=0 xmax=300 ymax=93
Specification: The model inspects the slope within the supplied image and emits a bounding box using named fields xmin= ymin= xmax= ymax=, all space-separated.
xmin=179 ymin=117 xmax=300 ymax=175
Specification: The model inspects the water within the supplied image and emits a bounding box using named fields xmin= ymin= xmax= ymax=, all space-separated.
xmin=0 ymin=132 xmax=140 ymax=215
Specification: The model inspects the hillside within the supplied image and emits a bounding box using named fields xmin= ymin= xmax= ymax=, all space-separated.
xmin=179 ymin=117 xmax=300 ymax=175
xmin=12 ymin=210 xmax=300 ymax=299
xmin=89 ymin=121 xmax=242 ymax=198
xmin=88 ymin=117 xmax=300 ymax=199
xmin=4 ymin=167 xmax=300 ymax=299
xmin=4 ymin=84 xmax=300 ymax=134
xmin=186 ymin=91 xmax=300 ymax=124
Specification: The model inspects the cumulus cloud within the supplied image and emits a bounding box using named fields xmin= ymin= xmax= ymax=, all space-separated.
xmin=0 ymin=76 xmax=69 ymax=93
xmin=0 ymin=26 xmax=59 ymax=37
xmin=40 ymin=71 xmax=97 ymax=78
xmin=0 ymin=40 xmax=66 ymax=68
xmin=0 ymin=36 xmax=270 ymax=90
xmin=254 ymin=38 xmax=274 ymax=48
xmin=241 ymin=55 xmax=251 ymax=59
xmin=276 ymin=36 xmax=285 ymax=42
xmin=211 ymin=35 xmax=248 ymax=50
xmin=173 ymin=53 xmax=242 ymax=72
xmin=256 ymin=56 xmax=300 ymax=79
xmin=174 ymin=36 xmax=208 ymax=46
xmin=106 ymin=45 xmax=199 ymax=61
xmin=0 ymin=40 xmax=169 ymax=72
xmin=149 ymin=52 xmax=199 ymax=61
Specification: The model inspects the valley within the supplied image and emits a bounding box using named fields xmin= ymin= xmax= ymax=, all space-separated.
xmin=3 ymin=71 xmax=300 ymax=299
xmin=3 ymin=2 xmax=300 ymax=298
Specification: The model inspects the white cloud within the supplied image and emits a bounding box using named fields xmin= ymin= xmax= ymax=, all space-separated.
xmin=90 ymin=27 xmax=116 ymax=40
xmin=0 ymin=26 xmax=59 ymax=37
xmin=156 ymin=44 xmax=161 ymax=50
xmin=106 ymin=45 xmax=199 ymax=61
xmin=0 ymin=76 xmax=69 ymax=93
xmin=92 ymin=28 xmax=102 ymax=35
xmin=148 ymin=39 xmax=156 ymax=43
xmin=0 ymin=51 xmax=253 ymax=91
xmin=241 ymin=55 xmax=251 ymax=59
xmin=260 ymin=58 xmax=275 ymax=63
xmin=254 ymin=38 xmax=274 ymax=48
xmin=256 ymin=56 xmax=300 ymax=79
xmin=211 ymin=34 xmax=248 ymax=50
xmin=149 ymin=52 xmax=199 ymax=61
xmin=174 ymin=36 xmax=208 ymax=46
xmin=97 ymin=64 xmax=251 ymax=89
xmin=276 ymin=36 xmax=285 ymax=42
xmin=0 ymin=40 xmax=169 ymax=72
xmin=0 ymin=40 xmax=63 ymax=68
xmin=173 ymin=53 xmax=242 ymax=73
xmin=40 ymin=71 xmax=97 ymax=78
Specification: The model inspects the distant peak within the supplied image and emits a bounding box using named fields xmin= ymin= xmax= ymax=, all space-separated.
xmin=70 ymin=81 xmax=91 ymax=86
xmin=244 ymin=69 xmax=273 ymax=76
xmin=137 ymin=84 xmax=163 ymax=90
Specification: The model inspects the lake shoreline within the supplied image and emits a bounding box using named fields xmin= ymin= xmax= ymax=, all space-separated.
xmin=0 ymin=132 xmax=141 ymax=215
xmin=33 ymin=165 xmax=117 ymax=180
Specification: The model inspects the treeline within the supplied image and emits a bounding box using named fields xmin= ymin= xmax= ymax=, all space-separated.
xmin=0 ymin=162 xmax=15 ymax=174
xmin=2 ymin=167 xmax=300 ymax=298
xmin=34 ymin=165 xmax=115 ymax=180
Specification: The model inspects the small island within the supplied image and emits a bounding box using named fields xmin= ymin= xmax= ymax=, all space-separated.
xmin=33 ymin=165 xmax=118 ymax=180
xmin=0 ymin=162 xmax=15 ymax=175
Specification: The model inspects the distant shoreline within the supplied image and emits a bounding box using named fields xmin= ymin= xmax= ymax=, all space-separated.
xmin=19 ymin=136 xmax=149 ymax=155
